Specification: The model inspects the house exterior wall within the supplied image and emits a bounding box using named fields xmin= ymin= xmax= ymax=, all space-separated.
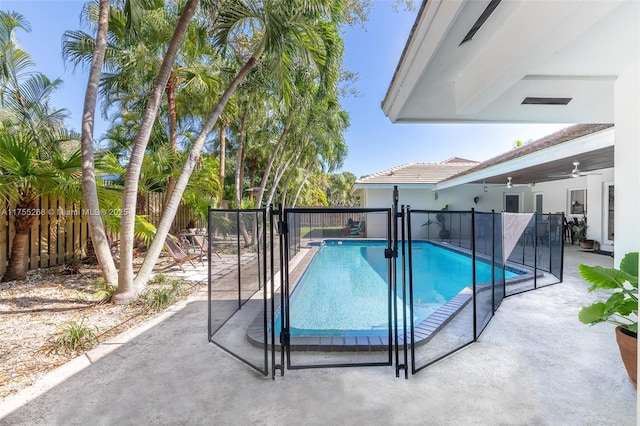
xmin=614 ymin=64 xmax=639 ymax=263
xmin=361 ymin=185 xmax=535 ymax=238
xmin=361 ymin=170 xmax=615 ymax=251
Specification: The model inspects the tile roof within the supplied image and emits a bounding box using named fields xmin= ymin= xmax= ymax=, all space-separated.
xmin=356 ymin=159 xmax=479 ymax=185
xmin=356 ymin=123 xmax=612 ymax=187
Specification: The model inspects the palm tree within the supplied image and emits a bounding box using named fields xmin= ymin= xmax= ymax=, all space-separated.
xmin=131 ymin=0 xmax=345 ymax=291
xmin=78 ymin=0 xmax=119 ymax=286
xmin=0 ymin=132 xmax=82 ymax=281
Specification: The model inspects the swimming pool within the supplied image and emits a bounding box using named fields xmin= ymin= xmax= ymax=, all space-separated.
xmin=274 ymin=240 xmax=520 ymax=338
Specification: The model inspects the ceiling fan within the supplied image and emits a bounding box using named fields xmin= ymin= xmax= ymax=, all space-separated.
xmin=550 ymin=161 xmax=602 ymax=178
xmin=505 ymin=177 xmax=531 ymax=188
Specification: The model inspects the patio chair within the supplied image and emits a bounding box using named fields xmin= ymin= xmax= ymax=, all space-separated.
xmin=192 ymin=234 xmax=222 ymax=262
xmin=162 ymin=236 xmax=199 ymax=272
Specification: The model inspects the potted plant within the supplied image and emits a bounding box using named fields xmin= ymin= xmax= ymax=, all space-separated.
xmin=571 ymin=216 xmax=593 ymax=248
xmin=578 ymin=252 xmax=638 ymax=387
xmin=436 ymin=204 xmax=449 ymax=239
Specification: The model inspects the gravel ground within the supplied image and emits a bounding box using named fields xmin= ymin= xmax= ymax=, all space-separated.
xmin=0 ymin=259 xmax=199 ymax=400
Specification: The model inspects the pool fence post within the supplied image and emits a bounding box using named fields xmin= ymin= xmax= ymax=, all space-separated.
xmin=406 ymin=206 xmax=416 ymax=375
xmin=236 ymin=210 xmax=241 ymax=310
xmin=262 ymin=208 xmax=268 ymax=376
xmin=471 ymin=208 xmax=477 ymax=341
xmin=269 ymin=205 xmax=279 ymax=379
xmin=400 ymin=205 xmax=408 ymax=379
xmin=490 ymin=210 xmax=495 ymax=313
xmin=385 ymin=206 xmax=393 ymax=367
xmin=534 ymin=212 xmax=538 ymax=290
xmin=207 ymin=206 xmax=212 ymax=343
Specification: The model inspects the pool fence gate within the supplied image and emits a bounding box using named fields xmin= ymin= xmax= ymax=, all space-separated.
xmin=207 ymin=188 xmax=564 ymax=379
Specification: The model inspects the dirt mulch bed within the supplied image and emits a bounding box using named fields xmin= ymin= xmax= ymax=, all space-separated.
xmin=0 ymin=263 xmax=199 ymax=400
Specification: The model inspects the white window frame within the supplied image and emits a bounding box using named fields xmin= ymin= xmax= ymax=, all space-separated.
xmin=534 ymin=192 xmax=543 ymax=214
xmin=568 ymin=188 xmax=587 ymax=216
xmin=603 ymin=182 xmax=614 ymax=244
xmin=504 ymin=193 xmax=521 ymax=213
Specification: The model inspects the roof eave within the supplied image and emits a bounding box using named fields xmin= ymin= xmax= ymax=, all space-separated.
xmin=381 ymin=0 xmax=465 ymax=122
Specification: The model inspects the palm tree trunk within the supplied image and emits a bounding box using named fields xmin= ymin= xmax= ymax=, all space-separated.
xmin=133 ymin=41 xmax=264 ymax=290
xmin=266 ymin=143 xmax=305 ymax=208
xmin=234 ymin=106 xmax=251 ymax=245
xmin=254 ymin=126 xmax=288 ymax=209
xmin=218 ymin=121 xmax=227 ymax=206
xmin=115 ymin=0 xmax=199 ymax=303
xmin=79 ymin=0 xmax=118 ymax=286
xmin=291 ymin=174 xmax=309 ymax=207
xmin=2 ymin=231 xmax=29 ymax=281
xmin=163 ymin=70 xmax=178 ymax=209
xmin=234 ymin=106 xmax=249 ymax=210
xmin=2 ymin=196 xmax=38 ymax=282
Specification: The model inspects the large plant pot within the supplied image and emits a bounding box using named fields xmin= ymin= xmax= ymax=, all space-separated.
xmin=615 ymin=326 xmax=637 ymax=388
xmin=579 ymin=239 xmax=594 ymax=249
xmin=439 ymin=229 xmax=450 ymax=239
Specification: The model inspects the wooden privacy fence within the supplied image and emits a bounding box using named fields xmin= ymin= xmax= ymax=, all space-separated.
xmin=0 ymin=193 xmax=203 ymax=278
xmin=297 ymin=212 xmax=363 ymax=228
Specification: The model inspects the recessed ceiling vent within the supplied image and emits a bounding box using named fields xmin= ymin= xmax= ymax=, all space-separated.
xmin=459 ymin=0 xmax=502 ymax=46
xmin=522 ymin=97 xmax=572 ymax=105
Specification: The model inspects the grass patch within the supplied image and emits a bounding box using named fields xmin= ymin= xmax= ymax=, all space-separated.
xmin=141 ymin=276 xmax=187 ymax=312
xmin=49 ymin=318 xmax=98 ymax=353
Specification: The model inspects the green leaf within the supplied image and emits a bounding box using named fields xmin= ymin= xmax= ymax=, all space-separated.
xmin=579 ymin=264 xmax=632 ymax=290
xmin=620 ymin=252 xmax=638 ymax=286
xmin=578 ymin=303 xmax=607 ymax=325
xmin=605 ymin=292 xmax=625 ymax=311
xmin=615 ymin=298 xmax=638 ymax=317
xmin=627 ymin=323 xmax=638 ymax=334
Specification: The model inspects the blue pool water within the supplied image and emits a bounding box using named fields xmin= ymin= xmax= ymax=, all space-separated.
xmin=277 ymin=240 xmax=519 ymax=337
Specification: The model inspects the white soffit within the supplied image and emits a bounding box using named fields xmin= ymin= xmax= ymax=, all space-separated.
xmin=383 ymin=0 xmax=637 ymax=123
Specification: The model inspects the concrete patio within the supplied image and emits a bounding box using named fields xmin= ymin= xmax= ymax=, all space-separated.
xmin=0 ymin=245 xmax=636 ymax=425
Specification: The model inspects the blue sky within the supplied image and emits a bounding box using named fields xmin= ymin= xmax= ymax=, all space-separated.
xmin=1 ymin=1 xmax=569 ymax=178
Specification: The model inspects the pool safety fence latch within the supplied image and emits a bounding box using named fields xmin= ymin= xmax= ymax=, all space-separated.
xmin=278 ymin=220 xmax=288 ymax=236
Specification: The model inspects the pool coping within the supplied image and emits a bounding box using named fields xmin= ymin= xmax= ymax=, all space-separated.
xmin=246 ymin=239 xmax=538 ymax=352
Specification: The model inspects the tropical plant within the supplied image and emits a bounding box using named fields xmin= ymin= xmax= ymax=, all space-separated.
xmin=571 ymin=216 xmax=587 ymax=242
xmin=141 ymin=278 xmax=185 ymax=312
xmin=435 ymin=204 xmax=449 ymax=231
xmin=0 ymin=132 xmax=81 ymax=281
xmin=49 ymin=318 xmax=99 ymax=352
xmin=578 ymin=252 xmax=638 ymax=334
xmin=131 ymin=0 xmax=351 ymax=295
xmin=92 ymin=277 xmax=117 ymax=304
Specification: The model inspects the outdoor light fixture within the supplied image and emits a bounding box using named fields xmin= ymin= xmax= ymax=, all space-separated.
xmin=434 ymin=192 xmax=438 ymax=200
xmin=474 ymin=196 xmax=480 ymax=204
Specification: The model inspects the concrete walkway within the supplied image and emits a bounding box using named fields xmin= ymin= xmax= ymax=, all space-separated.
xmin=0 ymin=246 xmax=636 ymax=425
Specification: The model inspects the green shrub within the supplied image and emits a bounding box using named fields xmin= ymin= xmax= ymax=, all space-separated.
xmin=141 ymin=280 xmax=184 ymax=312
xmin=50 ymin=318 xmax=98 ymax=352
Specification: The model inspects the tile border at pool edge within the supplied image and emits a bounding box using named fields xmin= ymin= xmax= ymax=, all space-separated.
xmin=246 ymin=289 xmax=473 ymax=352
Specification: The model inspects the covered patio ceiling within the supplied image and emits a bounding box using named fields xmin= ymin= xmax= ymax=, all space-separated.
xmin=435 ymin=125 xmax=614 ymax=189
xmin=470 ymin=146 xmax=613 ymax=186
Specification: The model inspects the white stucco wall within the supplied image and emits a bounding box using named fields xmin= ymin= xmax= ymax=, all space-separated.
xmin=361 ymin=184 xmax=536 ymax=238
xmin=614 ymin=64 xmax=639 ymax=264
